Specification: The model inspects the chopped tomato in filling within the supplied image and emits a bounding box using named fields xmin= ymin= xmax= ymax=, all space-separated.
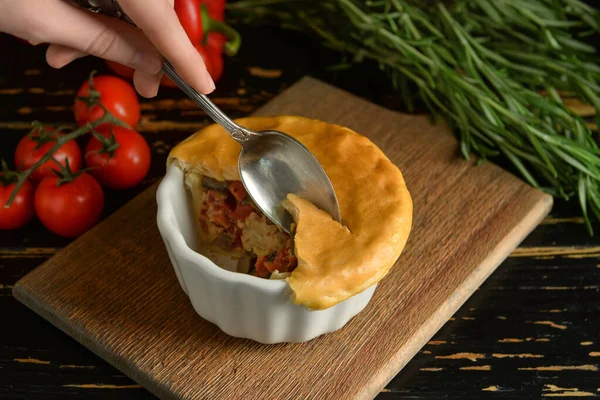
xmin=254 ymin=239 xmax=297 ymax=278
xmin=199 ymin=178 xmax=297 ymax=278
xmin=228 ymin=180 xmax=247 ymax=201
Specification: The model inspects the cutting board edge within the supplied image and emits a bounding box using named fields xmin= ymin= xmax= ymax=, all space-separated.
xmin=12 ymin=192 xmax=553 ymax=400
xmin=9 ymin=74 xmax=558 ymax=400
xmin=358 ymin=192 xmax=553 ymax=400
xmin=11 ymin=184 xmax=176 ymax=400
xmin=12 ymin=280 xmax=177 ymax=400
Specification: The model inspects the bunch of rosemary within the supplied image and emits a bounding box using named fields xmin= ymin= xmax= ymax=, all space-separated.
xmin=228 ymin=0 xmax=600 ymax=233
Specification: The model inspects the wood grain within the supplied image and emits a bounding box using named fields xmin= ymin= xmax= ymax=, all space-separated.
xmin=12 ymin=77 xmax=552 ymax=400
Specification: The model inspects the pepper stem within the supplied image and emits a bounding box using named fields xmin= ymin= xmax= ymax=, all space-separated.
xmin=200 ymin=4 xmax=241 ymax=56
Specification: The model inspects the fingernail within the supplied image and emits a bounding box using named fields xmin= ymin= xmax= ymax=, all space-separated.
xmin=151 ymin=73 xmax=162 ymax=97
xmin=131 ymin=50 xmax=163 ymax=75
xmin=203 ymin=73 xmax=216 ymax=93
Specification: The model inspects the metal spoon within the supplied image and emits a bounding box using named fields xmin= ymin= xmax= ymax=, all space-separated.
xmin=162 ymin=62 xmax=341 ymax=233
xmin=61 ymin=0 xmax=342 ymax=233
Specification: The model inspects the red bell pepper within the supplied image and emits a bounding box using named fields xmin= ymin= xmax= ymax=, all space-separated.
xmin=202 ymin=0 xmax=225 ymax=22
xmin=106 ymin=0 xmax=240 ymax=85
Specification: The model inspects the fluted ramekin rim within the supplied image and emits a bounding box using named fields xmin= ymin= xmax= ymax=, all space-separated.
xmin=156 ymin=164 xmax=289 ymax=294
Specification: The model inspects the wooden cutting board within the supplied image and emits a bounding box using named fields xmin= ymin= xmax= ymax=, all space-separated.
xmin=13 ymin=77 xmax=552 ymax=400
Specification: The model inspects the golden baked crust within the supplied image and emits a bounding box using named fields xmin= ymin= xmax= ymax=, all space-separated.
xmin=168 ymin=116 xmax=412 ymax=310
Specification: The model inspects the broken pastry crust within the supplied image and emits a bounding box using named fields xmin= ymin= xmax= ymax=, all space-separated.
xmin=168 ymin=116 xmax=412 ymax=310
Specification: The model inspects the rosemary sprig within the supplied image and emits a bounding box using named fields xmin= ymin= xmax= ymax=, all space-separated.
xmin=229 ymin=0 xmax=600 ymax=233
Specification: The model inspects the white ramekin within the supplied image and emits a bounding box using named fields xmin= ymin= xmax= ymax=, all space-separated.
xmin=156 ymin=164 xmax=377 ymax=344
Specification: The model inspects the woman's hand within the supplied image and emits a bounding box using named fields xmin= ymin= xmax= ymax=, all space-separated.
xmin=0 ymin=0 xmax=215 ymax=98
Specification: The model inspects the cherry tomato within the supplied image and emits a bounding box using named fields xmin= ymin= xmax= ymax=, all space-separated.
xmin=14 ymin=127 xmax=82 ymax=181
xmin=74 ymin=75 xmax=140 ymax=128
xmin=0 ymin=180 xmax=35 ymax=230
xmin=35 ymin=173 xmax=104 ymax=238
xmin=85 ymin=126 xmax=151 ymax=190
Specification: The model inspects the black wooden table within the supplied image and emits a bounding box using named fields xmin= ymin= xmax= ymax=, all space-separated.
xmin=1 ymin=27 xmax=599 ymax=399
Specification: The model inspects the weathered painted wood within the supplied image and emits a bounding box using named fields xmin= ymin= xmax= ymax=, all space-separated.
xmin=12 ymin=77 xmax=553 ymax=400
xmin=2 ymin=28 xmax=598 ymax=400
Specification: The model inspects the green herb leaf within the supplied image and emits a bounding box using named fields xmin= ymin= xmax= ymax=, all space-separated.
xmin=229 ymin=0 xmax=600 ymax=233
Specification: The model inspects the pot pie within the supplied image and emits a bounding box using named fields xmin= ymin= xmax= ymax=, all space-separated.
xmin=168 ymin=116 xmax=412 ymax=310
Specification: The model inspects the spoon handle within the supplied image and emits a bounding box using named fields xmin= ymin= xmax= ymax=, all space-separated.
xmin=161 ymin=61 xmax=250 ymax=141
xmin=61 ymin=0 xmax=254 ymax=143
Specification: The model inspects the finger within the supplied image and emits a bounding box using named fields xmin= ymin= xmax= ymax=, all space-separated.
xmin=133 ymin=69 xmax=162 ymax=98
xmin=46 ymin=44 xmax=88 ymax=69
xmin=4 ymin=0 xmax=163 ymax=75
xmin=117 ymin=0 xmax=215 ymax=94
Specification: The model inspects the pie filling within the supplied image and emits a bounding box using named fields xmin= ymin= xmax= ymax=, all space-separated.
xmin=194 ymin=175 xmax=297 ymax=279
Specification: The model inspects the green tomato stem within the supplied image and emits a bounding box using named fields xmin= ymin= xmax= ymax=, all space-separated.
xmin=4 ymin=105 xmax=126 ymax=208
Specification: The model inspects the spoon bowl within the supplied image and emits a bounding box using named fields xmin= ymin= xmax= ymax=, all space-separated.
xmin=59 ymin=2 xmax=342 ymax=233
xmin=162 ymin=61 xmax=341 ymax=232
xmin=239 ymin=129 xmax=341 ymax=233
